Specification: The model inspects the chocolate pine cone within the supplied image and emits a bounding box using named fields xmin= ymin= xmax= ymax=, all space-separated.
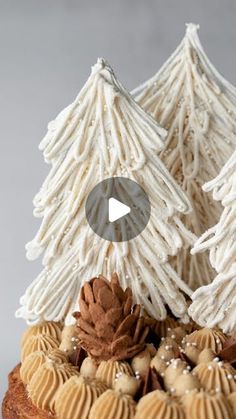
xmin=74 ymin=273 xmax=150 ymax=362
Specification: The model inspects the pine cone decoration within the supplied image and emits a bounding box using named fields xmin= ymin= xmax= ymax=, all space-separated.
xmin=73 ymin=273 xmax=150 ymax=362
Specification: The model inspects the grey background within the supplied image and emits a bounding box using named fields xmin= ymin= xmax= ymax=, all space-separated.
xmin=1 ymin=0 xmax=236 ymax=403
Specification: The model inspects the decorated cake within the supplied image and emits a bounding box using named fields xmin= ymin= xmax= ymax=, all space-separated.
xmin=3 ymin=274 xmax=236 ymax=418
xmin=2 ymin=23 xmax=236 ymax=419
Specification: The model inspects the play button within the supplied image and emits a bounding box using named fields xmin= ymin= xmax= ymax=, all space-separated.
xmin=85 ymin=177 xmax=150 ymax=242
xmin=108 ymin=198 xmax=130 ymax=222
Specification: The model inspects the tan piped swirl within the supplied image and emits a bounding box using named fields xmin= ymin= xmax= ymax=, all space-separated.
xmin=228 ymin=392 xmax=236 ymax=416
xmin=154 ymin=318 xmax=197 ymax=338
xmin=55 ymin=375 xmax=107 ymax=419
xmin=185 ymin=328 xmax=227 ymax=353
xmin=21 ymin=334 xmax=59 ymax=362
xmin=20 ymin=351 xmax=47 ymax=385
xmin=20 ymin=349 xmax=68 ymax=385
xmin=27 ymin=361 xmax=78 ymax=411
xmin=47 ymin=348 xmax=68 ymax=364
xmin=163 ymin=359 xmax=188 ymax=390
xmin=96 ymin=360 xmax=134 ymax=387
xmin=174 ymin=372 xmax=200 ymax=396
xmin=135 ymin=390 xmax=185 ymax=419
xmin=182 ymin=390 xmax=234 ymax=419
xmin=89 ymin=389 xmax=136 ymax=419
xmin=194 ymin=362 xmax=236 ymax=395
xmin=154 ymin=317 xmax=179 ymax=337
xmin=21 ymin=321 xmax=62 ymax=347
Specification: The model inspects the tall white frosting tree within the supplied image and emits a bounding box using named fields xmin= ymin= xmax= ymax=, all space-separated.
xmin=17 ymin=58 xmax=194 ymax=325
xmin=189 ymin=151 xmax=236 ymax=333
xmin=133 ymin=23 xmax=236 ymax=289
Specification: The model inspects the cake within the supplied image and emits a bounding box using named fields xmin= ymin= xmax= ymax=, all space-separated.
xmin=3 ymin=274 xmax=236 ymax=418
xmin=3 ymin=24 xmax=236 ymax=419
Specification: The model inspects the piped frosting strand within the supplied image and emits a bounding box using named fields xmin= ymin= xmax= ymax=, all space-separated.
xmin=192 ymin=150 xmax=236 ymax=273
xmin=190 ymin=149 xmax=236 ymax=333
xmin=17 ymin=58 xmax=194 ymax=325
xmin=133 ymin=23 xmax=236 ymax=289
xmin=189 ymin=264 xmax=236 ymax=333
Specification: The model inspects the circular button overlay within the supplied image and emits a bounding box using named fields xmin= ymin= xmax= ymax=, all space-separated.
xmin=85 ymin=177 xmax=151 ymax=242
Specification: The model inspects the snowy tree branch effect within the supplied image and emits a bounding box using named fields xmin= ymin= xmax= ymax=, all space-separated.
xmin=17 ymin=58 xmax=193 ymax=325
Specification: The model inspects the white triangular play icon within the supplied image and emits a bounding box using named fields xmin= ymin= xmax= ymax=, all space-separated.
xmin=108 ymin=197 xmax=131 ymax=222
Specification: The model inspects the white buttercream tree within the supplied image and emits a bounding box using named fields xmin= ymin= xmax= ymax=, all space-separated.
xmin=17 ymin=59 xmax=194 ymax=325
xmin=133 ymin=23 xmax=236 ymax=289
xmin=189 ymin=151 xmax=236 ymax=333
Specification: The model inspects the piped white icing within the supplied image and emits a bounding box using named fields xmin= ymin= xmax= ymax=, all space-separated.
xmin=189 ymin=150 xmax=236 ymax=333
xmin=133 ymin=23 xmax=236 ymax=289
xmin=192 ymin=150 xmax=236 ymax=273
xmin=17 ymin=58 xmax=193 ymax=325
xmin=189 ymin=265 xmax=236 ymax=333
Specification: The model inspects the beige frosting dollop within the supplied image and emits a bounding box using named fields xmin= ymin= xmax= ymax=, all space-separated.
xmin=88 ymin=389 xmax=136 ymax=419
xmin=21 ymin=333 xmax=59 ymax=362
xmin=113 ymin=373 xmax=140 ymax=397
xmin=184 ymin=328 xmax=227 ymax=353
xmin=96 ymin=360 xmax=134 ymax=387
xmin=173 ymin=371 xmax=200 ymax=396
xmin=80 ymin=357 xmax=98 ymax=379
xmin=194 ymin=361 xmax=236 ymax=395
xmin=184 ymin=344 xmax=201 ymax=364
xmin=131 ymin=348 xmax=151 ymax=378
xmin=154 ymin=317 xmax=180 ymax=337
xmin=135 ymin=390 xmax=185 ymax=419
xmin=46 ymin=348 xmax=68 ymax=364
xmin=20 ymin=348 xmax=68 ymax=385
xmin=28 ymin=361 xmax=78 ymax=411
xmin=156 ymin=338 xmax=180 ymax=362
xmin=20 ymin=351 xmax=47 ymax=385
xmin=228 ymin=392 xmax=236 ymax=417
xmin=198 ymin=348 xmax=216 ymax=364
xmin=163 ymin=359 xmax=189 ymax=390
xmin=21 ymin=321 xmax=62 ymax=347
xmin=150 ymin=356 xmax=168 ymax=375
xmin=183 ymin=390 xmax=234 ymax=419
xmin=59 ymin=324 xmax=77 ymax=355
xmin=55 ymin=375 xmax=107 ymax=419
xmin=167 ymin=327 xmax=187 ymax=344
